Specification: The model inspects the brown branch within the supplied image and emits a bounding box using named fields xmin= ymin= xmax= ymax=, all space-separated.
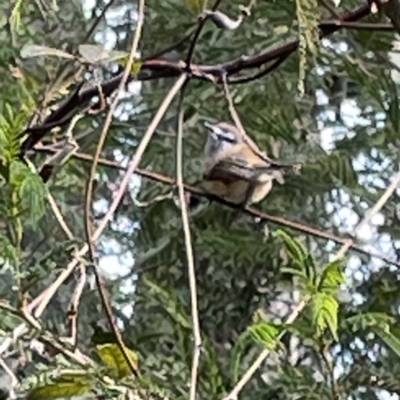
xmin=319 ymin=20 xmax=395 ymax=31
xmin=175 ymin=81 xmax=201 ymax=400
xmin=66 ymin=264 xmax=86 ymax=346
xmin=19 ymin=3 xmax=375 ymax=153
xmin=83 ymin=0 xmax=146 ymax=378
xmin=229 ymin=55 xmax=288 ymax=84
xmin=31 ymin=145 xmax=400 ymax=269
xmin=185 ymin=0 xmax=224 ymax=67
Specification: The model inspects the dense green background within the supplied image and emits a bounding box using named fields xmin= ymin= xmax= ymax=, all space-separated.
xmin=1 ymin=0 xmax=400 ymax=399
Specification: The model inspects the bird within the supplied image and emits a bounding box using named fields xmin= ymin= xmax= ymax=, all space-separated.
xmin=199 ymin=121 xmax=295 ymax=206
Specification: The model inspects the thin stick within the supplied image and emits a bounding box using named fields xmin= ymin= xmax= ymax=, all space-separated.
xmin=66 ymin=264 xmax=86 ymax=345
xmin=83 ymin=0 xmax=146 ymax=377
xmin=24 ymin=124 xmax=86 ymax=321
xmin=223 ymin=170 xmax=400 ymax=400
xmin=175 ymin=78 xmax=202 ymax=400
xmin=0 ymin=75 xmax=187 ymax=357
xmin=185 ymin=0 xmax=224 ymax=66
xmin=221 ymin=74 xmax=296 ymax=171
xmin=30 ymin=146 xmax=400 ymax=269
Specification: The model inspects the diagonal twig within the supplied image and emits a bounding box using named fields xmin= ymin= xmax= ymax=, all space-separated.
xmin=175 ymin=77 xmax=202 ymax=400
xmin=222 ymin=169 xmax=400 ymax=400
xmin=19 ymin=2 xmax=374 ymax=146
xmin=83 ymin=0 xmax=146 ymax=377
xmin=185 ymin=0 xmax=224 ymax=67
xmin=221 ymin=73 xmax=299 ymax=171
xmin=0 ymin=73 xmax=187 ymax=359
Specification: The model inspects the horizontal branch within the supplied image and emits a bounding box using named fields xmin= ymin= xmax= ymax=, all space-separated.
xmin=20 ymin=2 xmax=375 ymax=154
xmin=32 ymin=144 xmax=400 ymax=268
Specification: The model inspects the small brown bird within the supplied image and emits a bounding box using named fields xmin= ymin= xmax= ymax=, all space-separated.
xmin=200 ymin=121 xmax=293 ymax=206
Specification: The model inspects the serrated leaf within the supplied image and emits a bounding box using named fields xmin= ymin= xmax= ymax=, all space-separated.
xmin=97 ymin=343 xmax=139 ymax=379
xmin=19 ymin=172 xmax=46 ymax=225
xmin=20 ymin=44 xmax=75 ymax=60
xmin=9 ymin=160 xmax=30 ymax=187
xmin=275 ymin=230 xmax=308 ymax=267
xmin=310 ymin=293 xmax=339 ymax=340
xmin=248 ymin=322 xmax=280 ymax=350
xmin=27 ymin=376 xmax=92 ymax=400
xmin=343 ymin=312 xmax=395 ymax=332
xmin=318 ymin=259 xmax=345 ymax=294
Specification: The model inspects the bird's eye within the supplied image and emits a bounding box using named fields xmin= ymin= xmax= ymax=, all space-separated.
xmin=213 ymin=127 xmax=236 ymax=143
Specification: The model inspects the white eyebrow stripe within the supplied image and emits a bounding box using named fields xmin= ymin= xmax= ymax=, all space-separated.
xmin=212 ymin=126 xmax=236 ymax=143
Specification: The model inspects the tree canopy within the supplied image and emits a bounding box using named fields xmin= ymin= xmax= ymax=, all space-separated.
xmin=1 ymin=0 xmax=400 ymax=399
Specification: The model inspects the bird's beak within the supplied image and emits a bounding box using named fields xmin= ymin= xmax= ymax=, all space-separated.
xmin=204 ymin=121 xmax=217 ymax=134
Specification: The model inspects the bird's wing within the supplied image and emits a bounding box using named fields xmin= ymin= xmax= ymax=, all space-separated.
xmin=204 ymin=156 xmax=256 ymax=182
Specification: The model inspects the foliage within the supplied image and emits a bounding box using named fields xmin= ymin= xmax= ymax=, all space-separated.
xmin=0 ymin=0 xmax=400 ymax=400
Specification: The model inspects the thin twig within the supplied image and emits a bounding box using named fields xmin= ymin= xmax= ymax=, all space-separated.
xmin=175 ymin=77 xmax=202 ymax=400
xmin=185 ymin=0 xmax=224 ymax=67
xmin=0 ymin=75 xmax=188 ymax=357
xmin=66 ymin=264 xmax=87 ymax=346
xmin=221 ymin=74 xmax=296 ymax=170
xmin=0 ymin=357 xmax=18 ymax=388
xmin=23 ymin=127 xmax=86 ymax=322
xmin=320 ymin=343 xmax=341 ymax=400
xmin=31 ymin=146 xmax=400 ymax=269
xmin=83 ymin=0 xmax=146 ymax=377
xmin=222 ymin=169 xmax=400 ymax=400
xmin=144 ymin=29 xmax=196 ymax=61
xmin=28 ymin=115 xmax=86 ymax=319
xmin=229 ymin=56 xmax=288 ymax=85
xmin=19 ymin=2 xmax=374 ymax=147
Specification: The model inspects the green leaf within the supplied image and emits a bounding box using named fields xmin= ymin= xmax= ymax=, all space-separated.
xmin=0 ymin=105 xmax=28 ymax=164
xmin=229 ymin=330 xmax=254 ymax=383
xmin=27 ymin=374 xmax=92 ymax=400
xmin=310 ymin=293 xmax=339 ymax=340
xmin=343 ymin=312 xmax=396 ymax=332
xmin=19 ymin=171 xmax=46 ymax=225
xmin=119 ymin=57 xmax=142 ymax=77
xmin=136 ymin=235 xmax=171 ymax=264
xmin=374 ymin=326 xmax=400 ymax=359
xmin=8 ymin=160 xmax=30 ymax=187
xmin=145 ymin=279 xmax=192 ymax=329
xmin=97 ymin=343 xmax=139 ymax=379
xmin=280 ymin=266 xmax=309 ymax=280
xmin=0 ymin=235 xmax=18 ymax=266
xmin=274 ymin=229 xmax=308 ymax=268
xmin=318 ymin=259 xmax=345 ymax=295
xmin=248 ymin=322 xmax=280 ymax=350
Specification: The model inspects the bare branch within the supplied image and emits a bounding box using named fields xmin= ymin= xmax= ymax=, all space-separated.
xmin=175 ymin=78 xmax=202 ymax=400
xmin=83 ymin=0 xmax=146 ymax=377
xmin=31 ymin=145 xmax=400 ymax=269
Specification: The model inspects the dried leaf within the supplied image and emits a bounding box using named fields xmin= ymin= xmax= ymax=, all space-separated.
xmin=20 ymin=44 xmax=74 ymax=60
